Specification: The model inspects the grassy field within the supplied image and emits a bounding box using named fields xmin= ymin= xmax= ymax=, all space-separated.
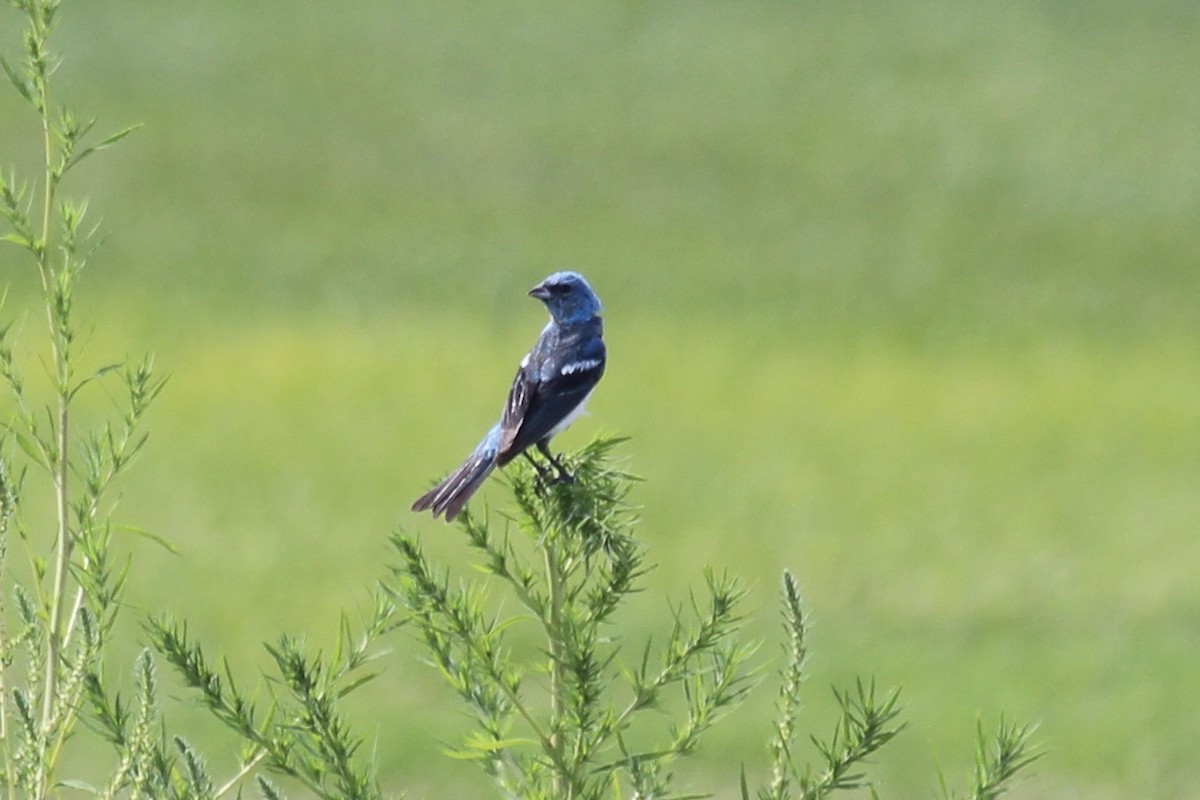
xmin=2 ymin=1 xmax=1198 ymax=797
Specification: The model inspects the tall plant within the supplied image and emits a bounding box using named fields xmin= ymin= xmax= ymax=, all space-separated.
xmin=1 ymin=9 xmax=398 ymax=797
xmin=392 ymin=438 xmax=755 ymax=799
xmin=0 ymin=0 xmax=166 ymax=796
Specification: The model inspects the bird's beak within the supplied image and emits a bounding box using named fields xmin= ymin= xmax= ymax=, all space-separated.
xmin=528 ymin=282 xmax=552 ymax=301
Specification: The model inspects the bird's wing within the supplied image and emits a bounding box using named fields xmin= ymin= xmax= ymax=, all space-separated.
xmin=497 ymin=362 xmax=536 ymax=454
xmin=497 ymin=351 xmax=605 ymax=462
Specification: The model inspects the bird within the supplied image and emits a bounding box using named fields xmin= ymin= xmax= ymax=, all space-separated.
xmin=411 ymin=271 xmax=606 ymax=521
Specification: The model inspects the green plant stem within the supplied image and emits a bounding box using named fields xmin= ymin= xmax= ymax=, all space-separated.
xmin=1 ymin=491 xmax=12 ymax=800
xmin=543 ymin=538 xmax=568 ymax=797
xmin=41 ymin=400 xmax=69 ymax=717
xmin=29 ymin=9 xmax=75 ymax=794
xmin=215 ymin=749 xmax=269 ymax=798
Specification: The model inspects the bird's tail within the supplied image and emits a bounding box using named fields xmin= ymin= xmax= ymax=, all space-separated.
xmin=411 ymin=436 xmax=499 ymax=521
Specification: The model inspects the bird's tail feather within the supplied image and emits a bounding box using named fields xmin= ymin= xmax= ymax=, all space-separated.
xmin=411 ymin=447 xmax=498 ymax=521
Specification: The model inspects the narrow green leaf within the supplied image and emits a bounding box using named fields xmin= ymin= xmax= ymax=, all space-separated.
xmin=57 ymin=779 xmax=100 ymax=794
xmin=11 ymin=427 xmax=46 ymax=464
xmin=445 ymin=736 xmax=535 ymax=758
xmin=115 ymin=524 xmax=179 ymax=554
xmin=335 ymin=669 xmax=383 ymax=698
xmin=94 ymin=123 xmax=142 ymax=150
xmin=66 ymin=123 xmax=142 ymax=170
xmin=0 ymin=53 xmax=33 ymax=103
xmin=67 ymin=361 xmax=123 ymax=400
xmin=332 ymin=611 xmax=350 ymax=667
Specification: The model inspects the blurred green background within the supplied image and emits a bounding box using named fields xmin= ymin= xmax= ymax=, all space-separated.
xmin=2 ymin=1 xmax=1198 ymax=797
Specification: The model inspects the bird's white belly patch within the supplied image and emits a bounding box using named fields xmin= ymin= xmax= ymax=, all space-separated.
xmin=547 ymin=390 xmax=593 ymax=437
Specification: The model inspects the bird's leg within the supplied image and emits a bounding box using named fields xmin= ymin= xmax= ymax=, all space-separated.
xmin=521 ymin=450 xmax=555 ymax=484
xmin=537 ymin=441 xmax=574 ymax=484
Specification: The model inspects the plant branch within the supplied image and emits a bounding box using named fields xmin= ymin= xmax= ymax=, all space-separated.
xmin=215 ymin=748 xmax=269 ymax=798
xmin=544 ymin=536 xmax=569 ymax=796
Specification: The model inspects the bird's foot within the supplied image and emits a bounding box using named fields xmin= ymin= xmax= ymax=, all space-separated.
xmin=521 ymin=450 xmax=555 ymax=485
xmin=523 ymin=446 xmax=575 ymax=488
xmin=547 ymin=466 xmax=574 ymax=485
xmin=538 ymin=443 xmax=575 ymax=484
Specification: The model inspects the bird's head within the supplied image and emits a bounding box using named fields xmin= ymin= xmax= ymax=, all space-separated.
xmin=529 ymin=271 xmax=602 ymax=324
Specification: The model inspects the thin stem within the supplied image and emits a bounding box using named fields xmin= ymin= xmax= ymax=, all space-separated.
xmin=41 ymin=401 xmax=69 ymax=726
xmin=0 ymin=507 xmax=12 ymax=800
xmin=31 ymin=2 xmax=57 ymax=302
xmin=215 ymin=748 xmax=269 ymax=798
xmin=543 ymin=538 xmax=568 ymax=797
xmin=494 ymin=667 xmax=558 ymax=768
xmin=27 ymin=6 xmax=74 ymax=795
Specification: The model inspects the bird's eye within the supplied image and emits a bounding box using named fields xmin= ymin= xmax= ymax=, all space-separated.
xmin=550 ymin=283 xmax=570 ymax=295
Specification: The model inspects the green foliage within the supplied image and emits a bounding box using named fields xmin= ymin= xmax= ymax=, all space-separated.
xmin=390 ymin=443 xmax=1040 ymax=800
xmin=390 ymin=439 xmax=757 ymax=799
xmin=742 ymin=573 xmax=1040 ymax=800
xmin=146 ymin=597 xmax=404 ymax=800
xmin=0 ymin=2 xmax=177 ymax=797
xmin=940 ymin=717 xmax=1041 ymax=800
